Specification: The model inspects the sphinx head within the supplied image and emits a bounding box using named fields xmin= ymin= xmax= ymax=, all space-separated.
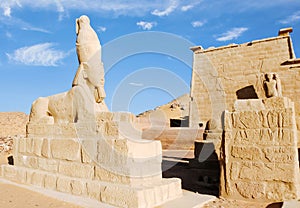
xmin=78 ymin=61 xmax=105 ymax=103
xmin=76 ymin=15 xmax=90 ymax=34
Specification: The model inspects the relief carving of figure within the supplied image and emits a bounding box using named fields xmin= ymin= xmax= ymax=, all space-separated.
xmin=29 ymin=15 xmax=107 ymax=124
xmin=263 ymin=73 xmax=282 ymax=98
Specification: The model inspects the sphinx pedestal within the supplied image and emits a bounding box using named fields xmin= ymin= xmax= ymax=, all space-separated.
xmin=0 ymin=112 xmax=182 ymax=208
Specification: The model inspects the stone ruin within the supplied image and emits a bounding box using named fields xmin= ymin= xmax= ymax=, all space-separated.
xmin=190 ymin=28 xmax=300 ymax=203
xmin=221 ymin=96 xmax=299 ymax=201
xmin=0 ymin=15 xmax=182 ymax=208
xmin=0 ymin=15 xmax=300 ymax=207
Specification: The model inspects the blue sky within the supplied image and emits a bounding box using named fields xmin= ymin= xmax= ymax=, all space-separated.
xmin=0 ymin=0 xmax=299 ymax=115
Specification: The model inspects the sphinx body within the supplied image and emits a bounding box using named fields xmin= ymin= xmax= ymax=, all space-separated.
xmin=29 ymin=15 xmax=107 ymax=124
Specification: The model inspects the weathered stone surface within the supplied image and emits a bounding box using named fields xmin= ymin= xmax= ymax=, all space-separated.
xmin=2 ymin=165 xmax=18 ymax=182
xmin=58 ymin=161 xmax=94 ymax=179
xmin=229 ymin=162 xmax=240 ymax=180
xmin=231 ymin=146 xmax=262 ymax=160
xmin=71 ymin=180 xmax=87 ymax=195
xmin=18 ymin=138 xmax=26 ymax=153
xmin=267 ymin=110 xmax=279 ymax=128
xmin=263 ymin=147 xmax=296 ymax=163
xmin=0 ymin=112 xmax=28 ymax=137
xmin=81 ymin=147 xmax=92 ymax=163
xmin=263 ymin=97 xmax=290 ymax=110
xmin=235 ymin=181 xmax=265 ymax=199
xmin=38 ymin=158 xmax=58 ymax=172
xmin=86 ymin=181 xmax=101 ymax=200
xmin=32 ymin=138 xmax=44 ymax=156
xmin=222 ymin=97 xmax=299 ymax=202
xmin=41 ymin=138 xmax=50 ymax=158
xmin=31 ymin=171 xmax=45 ymax=187
xmin=56 ymin=177 xmax=71 ymax=193
xmin=234 ymin=99 xmax=265 ymax=112
xmin=26 ymin=138 xmax=34 ymax=154
xmin=265 ymin=182 xmax=297 ymax=200
xmin=44 ymin=174 xmax=57 ymax=190
xmin=100 ymin=185 xmax=139 ymax=208
xmin=51 ymin=139 xmax=81 ymax=161
xmin=21 ymin=156 xmax=38 ymax=169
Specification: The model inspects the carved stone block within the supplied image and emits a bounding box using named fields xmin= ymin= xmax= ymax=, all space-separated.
xmin=44 ymin=174 xmax=57 ymax=190
xmin=50 ymin=139 xmax=81 ymax=161
xmin=56 ymin=176 xmax=72 ymax=193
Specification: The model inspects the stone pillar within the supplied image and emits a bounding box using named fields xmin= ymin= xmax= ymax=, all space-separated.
xmin=220 ymin=97 xmax=300 ymax=202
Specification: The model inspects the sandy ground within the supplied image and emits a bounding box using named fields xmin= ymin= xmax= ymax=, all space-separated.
xmin=0 ymin=152 xmax=82 ymax=208
xmin=0 ymin=181 xmax=82 ymax=208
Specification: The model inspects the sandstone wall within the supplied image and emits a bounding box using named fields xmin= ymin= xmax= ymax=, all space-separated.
xmin=190 ymin=29 xmax=300 ymax=143
xmin=0 ymin=112 xmax=28 ymax=137
xmin=221 ymin=97 xmax=300 ymax=202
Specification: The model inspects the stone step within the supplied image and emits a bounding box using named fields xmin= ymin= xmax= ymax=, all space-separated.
xmin=159 ymin=190 xmax=216 ymax=208
xmin=0 ymin=165 xmax=182 ymax=208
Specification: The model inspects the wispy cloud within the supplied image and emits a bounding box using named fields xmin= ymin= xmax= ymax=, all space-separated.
xmin=181 ymin=4 xmax=194 ymax=12
xmin=97 ymin=26 xmax=107 ymax=32
xmin=181 ymin=1 xmax=202 ymax=12
xmin=216 ymin=27 xmax=248 ymax=41
xmin=0 ymin=0 xmax=202 ymax=18
xmin=151 ymin=0 xmax=178 ymax=17
xmin=55 ymin=0 xmax=68 ymax=21
xmin=137 ymin=21 xmax=157 ymax=30
xmin=0 ymin=1 xmax=22 ymax=17
xmin=0 ymin=14 xmax=50 ymax=33
xmin=191 ymin=20 xmax=206 ymax=28
xmin=6 ymin=43 xmax=69 ymax=66
xmin=21 ymin=26 xmax=50 ymax=33
xmin=279 ymin=11 xmax=300 ymax=24
xmin=129 ymin=82 xmax=144 ymax=87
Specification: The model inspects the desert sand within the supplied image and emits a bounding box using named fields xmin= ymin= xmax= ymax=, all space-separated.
xmin=0 ymin=180 xmax=82 ymax=208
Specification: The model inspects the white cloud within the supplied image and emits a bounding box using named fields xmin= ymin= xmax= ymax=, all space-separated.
xmin=151 ymin=0 xmax=178 ymax=17
xmin=181 ymin=4 xmax=194 ymax=12
xmin=97 ymin=26 xmax=107 ymax=32
xmin=0 ymin=1 xmax=21 ymax=17
xmin=3 ymin=6 xmax=11 ymax=17
xmin=6 ymin=43 xmax=69 ymax=66
xmin=129 ymin=82 xmax=144 ymax=87
xmin=21 ymin=26 xmax=50 ymax=33
xmin=191 ymin=20 xmax=206 ymax=28
xmin=137 ymin=21 xmax=157 ymax=30
xmin=279 ymin=11 xmax=300 ymax=24
xmin=216 ymin=27 xmax=248 ymax=41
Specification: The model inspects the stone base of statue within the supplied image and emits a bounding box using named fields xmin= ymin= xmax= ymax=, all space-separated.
xmin=1 ymin=112 xmax=182 ymax=208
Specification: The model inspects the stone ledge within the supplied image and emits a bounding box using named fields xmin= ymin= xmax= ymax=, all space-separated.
xmin=0 ymin=165 xmax=182 ymax=208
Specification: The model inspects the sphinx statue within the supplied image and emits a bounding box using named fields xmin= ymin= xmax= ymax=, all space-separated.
xmin=6 ymin=15 xmax=183 ymax=208
xmin=29 ymin=15 xmax=107 ymax=124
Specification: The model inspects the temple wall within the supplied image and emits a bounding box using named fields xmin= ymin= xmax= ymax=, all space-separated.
xmin=190 ymin=30 xmax=300 ymax=145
